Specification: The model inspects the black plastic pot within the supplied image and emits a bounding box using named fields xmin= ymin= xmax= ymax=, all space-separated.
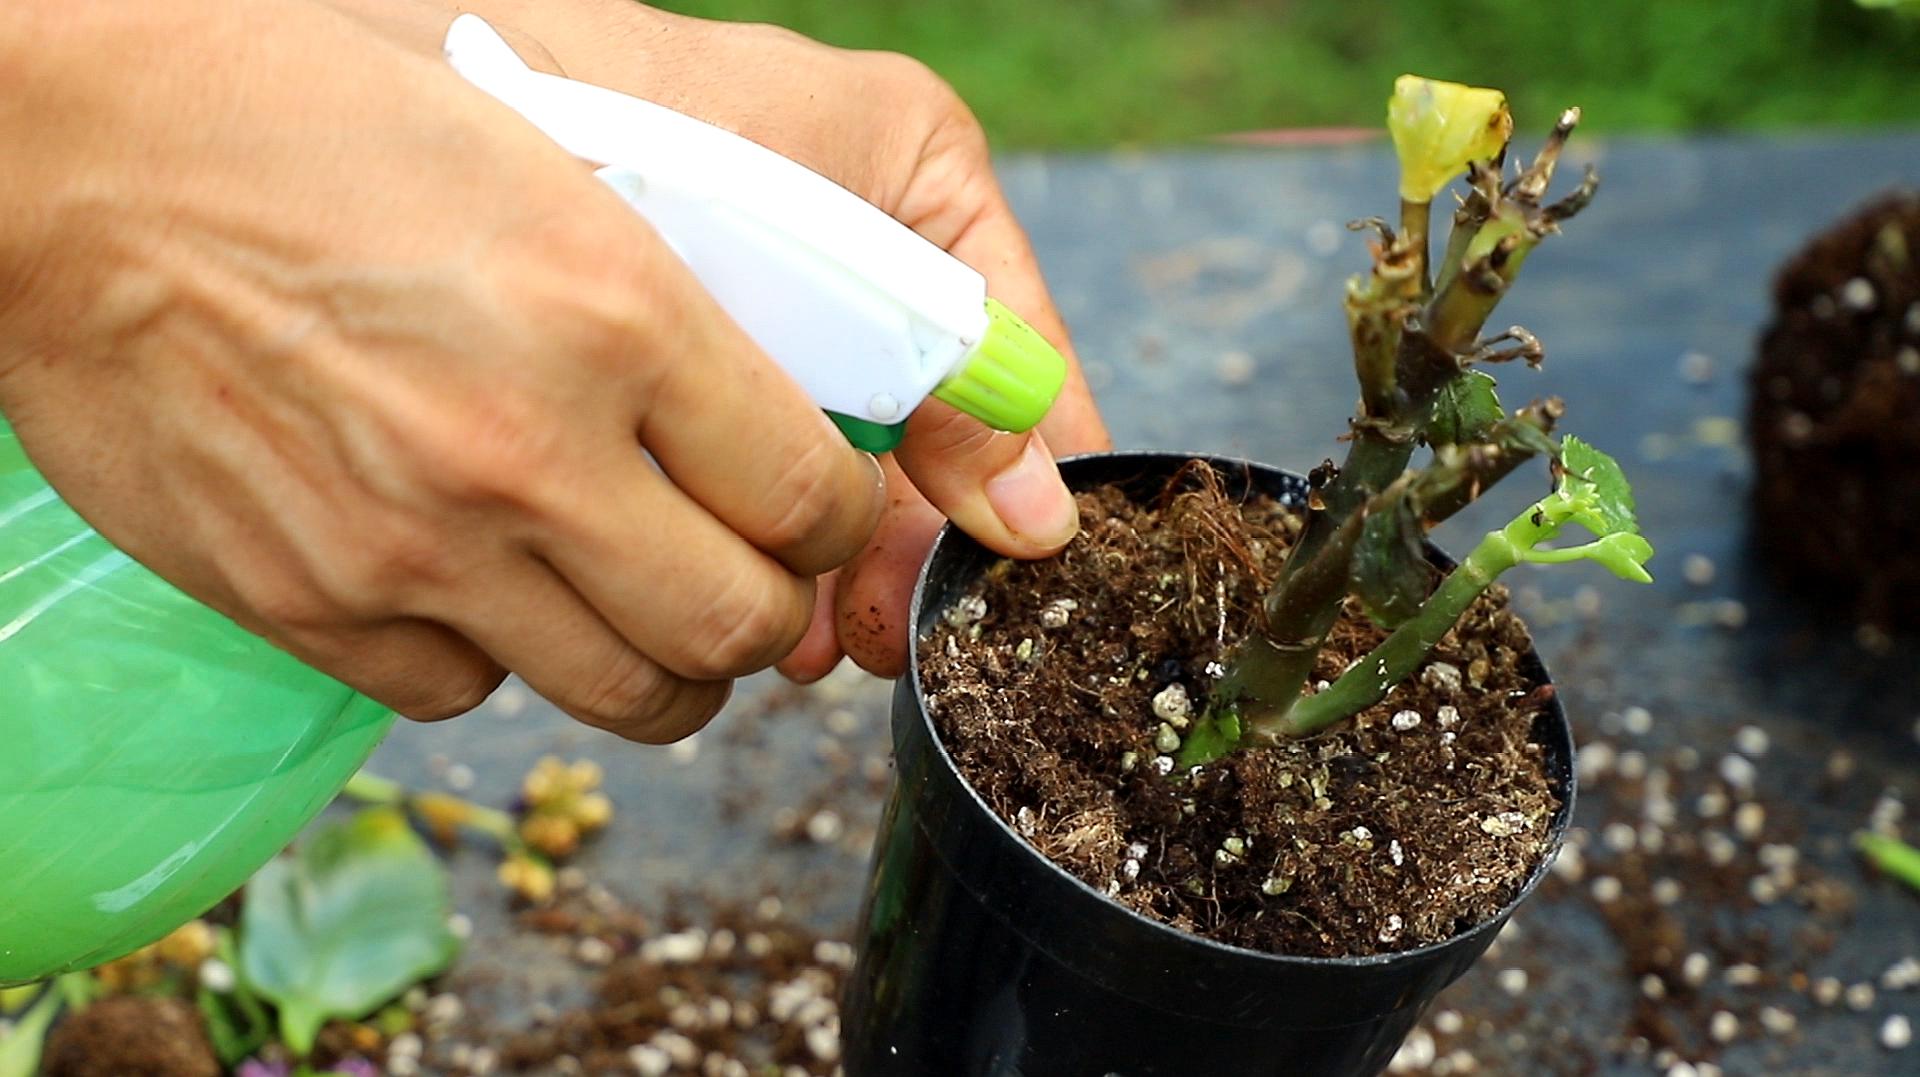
xmin=842 ymin=451 xmax=1575 ymax=1077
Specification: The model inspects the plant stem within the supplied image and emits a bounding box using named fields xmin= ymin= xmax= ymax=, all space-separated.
xmin=342 ymin=770 xmax=403 ymax=805
xmin=1216 ymin=504 xmax=1369 ymax=727
xmin=1254 ymin=526 xmax=1521 ymax=739
xmin=1412 ymin=400 xmax=1562 ymax=526
xmin=341 ymin=769 xmax=522 ymax=851
xmin=1400 ymin=197 xmax=1432 ymax=295
xmin=1857 ymin=832 xmax=1920 ymax=893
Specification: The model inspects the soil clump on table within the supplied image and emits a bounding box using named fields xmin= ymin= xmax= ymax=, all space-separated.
xmin=39 ymin=995 xmax=221 ymax=1077
xmin=1749 ymin=190 xmax=1920 ymax=629
xmin=921 ymin=463 xmax=1559 ymax=958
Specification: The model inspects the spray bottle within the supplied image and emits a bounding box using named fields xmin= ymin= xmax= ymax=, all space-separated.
xmin=0 ymin=15 xmax=1064 ymax=984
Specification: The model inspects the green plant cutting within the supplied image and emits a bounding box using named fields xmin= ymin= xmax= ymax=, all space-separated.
xmin=1857 ymin=832 xmax=1920 ymax=894
xmin=238 ymin=808 xmax=460 ymax=1061
xmin=1178 ymin=76 xmax=1654 ymax=768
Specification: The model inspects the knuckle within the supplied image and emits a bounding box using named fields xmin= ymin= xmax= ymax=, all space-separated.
xmin=628 ymin=678 xmax=733 ymax=745
xmin=756 ymin=438 xmax=874 ymax=569
xmin=331 ymin=526 xmax=456 ymax=616
xmin=573 ymin=647 xmax=670 ymax=730
xmin=405 ymin=397 xmax=566 ymax=510
xmin=677 ymin=571 xmax=808 ymax=679
xmin=496 ymin=224 xmax=663 ymax=370
xmin=871 ymin=52 xmax=984 ymax=147
xmin=405 ymin=664 xmax=503 ymax=722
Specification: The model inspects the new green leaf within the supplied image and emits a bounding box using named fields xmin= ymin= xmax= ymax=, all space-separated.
xmin=240 ymin=807 xmax=459 ymax=1057
xmin=1427 ymin=371 xmax=1503 ymax=446
xmin=1351 ymin=496 xmax=1430 ymax=627
xmin=1558 ymin=435 xmax=1639 ymax=536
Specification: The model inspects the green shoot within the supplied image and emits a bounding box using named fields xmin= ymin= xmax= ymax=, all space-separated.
xmin=1181 ymin=439 xmax=1651 ymax=764
xmin=1857 ymin=831 xmax=1920 ymax=893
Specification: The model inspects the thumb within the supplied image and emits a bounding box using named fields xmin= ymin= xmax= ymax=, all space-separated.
xmin=892 ymin=402 xmax=1079 ymax=557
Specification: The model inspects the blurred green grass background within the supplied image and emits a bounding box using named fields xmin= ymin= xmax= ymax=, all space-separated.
xmin=654 ymin=0 xmax=1920 ymax=147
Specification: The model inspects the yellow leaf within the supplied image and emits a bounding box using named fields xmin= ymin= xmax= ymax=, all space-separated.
xmin=1388 ymin=75 xmax=1512 ymax=203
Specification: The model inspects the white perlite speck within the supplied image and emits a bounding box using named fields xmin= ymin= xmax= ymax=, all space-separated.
xmin=1814 ymin=977 xmax=1843 ymax=1006
xmin=1591 ymin=875 xmax=1623 ymax=904
xmin=1039 ymin=598 xmax=1078 ymax=628
xmin=1390 ymin=839 xmax=1405 ymax=867
xmin=1734 ymin=802 xmax=1766 ymax=841
xmin=1679 ymin=350 xmax=1715 ymax=384
xmin=944 ymin=594 xmax=988 ymax=627
xmin=1437 ymin=705 xmax=1461 ymax=728
xmin=1725 ymin=963 xmax=1763 ymax=987
xmin=1841 ymin=277 xmax=1877 ymax=311
xmin=1622 ymin=706 xmax=1653 ymax=735
xmin=1498 ymin=968 xmax=1528 ymax=996
xmin=1758 ymin=1007 xmax=1796 ymax=1036
xmin=1682 ymin=554 xmax=1716 ymax=587
xmin=1389 ymin=1029 xmax=1437 ymax=1072
xmin=1882 ymin=957 xmax=1920 ymax=990
xmin=1719 ymin=754 xmax=1757 ymax=791
xmin=1391 ymin=710 xmax=1422 ymax=731
xmin=1480 ymin=812 xmax=1531 ymax=837
xmin=1379 ymin=914 xmax=1403 ymax=943
xmin=1849 ymin=983 xmax=1878 ymax=1011
xmin=1152 ymin=683 xmax=1191 ymax=724
xmin=1734 ymin=725 xmax=1770 ymax=757
xmin=1578 ymin=741 xmax=1616 ymax=782
xmin=198 ymin=959 xmax=236 ymax=994
xmin=1682 ymin=953 xmax=1711 ymax=987
xmin=806 ymin=810 xmax=844 ymax=844
xmin=1709 ymin=1010 xmax=1739 ymax=1044
xmin=1423 ymin=662 xmax=1463 ymax=692
xmin=1882 ymin=1014 xmax=1913 ymax=1051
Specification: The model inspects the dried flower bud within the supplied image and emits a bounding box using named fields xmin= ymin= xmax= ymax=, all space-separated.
xmin=520 ymin=813 xmax=582 ymax=859
xmin=573 ymin=792 xmax=615 ymax=832
xmin=1388 ymin=75 xmax=1511 ymax=203
xmin=414 ymin=791 xmax=478 ymax=846
xmin=498 ymin=854 xmax=556 ymax=904
xmin=153 ymin=920 xmax=215 ymax=968
xmin=567 ymin=760 xmax=605 ymax=792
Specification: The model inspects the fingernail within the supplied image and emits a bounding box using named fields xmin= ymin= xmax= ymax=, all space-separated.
xmin=985 ymin=437 xmax=1078 ymax=547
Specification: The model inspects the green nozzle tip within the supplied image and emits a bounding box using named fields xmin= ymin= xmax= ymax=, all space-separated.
xmin=931 ymin=298 xmax=1067 ymax=433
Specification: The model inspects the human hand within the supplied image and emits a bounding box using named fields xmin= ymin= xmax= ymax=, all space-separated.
xmin=0 ymin=0 xmax=888 ymax=739
xmin=339 ymin=0 xmax=1116 ymax=679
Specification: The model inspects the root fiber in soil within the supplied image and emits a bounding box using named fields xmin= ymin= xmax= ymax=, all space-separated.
xmin=920 ymin=465 xmax=1560 ymax=958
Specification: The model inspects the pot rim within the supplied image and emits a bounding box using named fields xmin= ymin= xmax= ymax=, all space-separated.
xmin=904 ymin=448 xmax=1576 ymax=972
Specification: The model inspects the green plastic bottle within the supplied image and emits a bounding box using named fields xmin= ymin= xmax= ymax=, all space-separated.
xmin=0 ymin=417 xmax=394 ymax=985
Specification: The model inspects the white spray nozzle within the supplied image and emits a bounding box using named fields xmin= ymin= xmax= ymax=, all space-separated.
xmin=443 ymin=16 xmax=1065 ymax=453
